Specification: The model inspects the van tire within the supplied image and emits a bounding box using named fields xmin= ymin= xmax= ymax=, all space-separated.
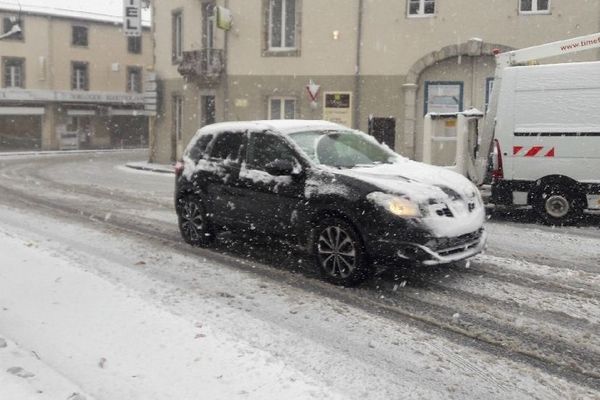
xmin=534 ymin=184 xmax=583 ymax=225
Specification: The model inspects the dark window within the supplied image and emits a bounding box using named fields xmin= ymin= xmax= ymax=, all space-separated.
xmin=172 ymin=10 xmax=183 ymax=62
xmin=408 ymin=0 xmax=435 ymax=15
xmin=127 ymin=66 xmax=142 ymax=93
xmin=71 ymin=62 xmax=89 ymax=90
xmin=210 ymin=132 xmax=245 ymax=161
xmin=2 ymin=16 xmax=23 ymax=40
xmin=72 ymin=26 xmax=88 ymax=46
xmin=520 ymin=0 xmax=549 ymax=12
xmin=188 ymin=134 xmax=214 ymax=162
xmin=128 ymin=36 xmax=142 ymax=54
xmin=2 ymin=57 xmax=25 ymax=88
xmin=248 ymin=133 xmax=297 ymax=170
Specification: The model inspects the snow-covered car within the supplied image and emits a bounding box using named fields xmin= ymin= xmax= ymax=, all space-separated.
xmin=175 ymin=120 xmax=486 ymax=286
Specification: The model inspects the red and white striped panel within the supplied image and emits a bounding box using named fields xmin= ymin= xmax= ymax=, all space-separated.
xmin=512 ymin=146 xmax=555 ymax=157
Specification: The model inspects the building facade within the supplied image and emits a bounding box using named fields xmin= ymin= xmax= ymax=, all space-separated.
xmin=0 ymin=4 xmax=152 ymax=151
xmin=150 ymin=0 xmax=600 ymax=164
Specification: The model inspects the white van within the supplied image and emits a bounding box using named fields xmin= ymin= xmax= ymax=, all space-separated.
xmin=490 ymin=61 xmax=600 ymax=224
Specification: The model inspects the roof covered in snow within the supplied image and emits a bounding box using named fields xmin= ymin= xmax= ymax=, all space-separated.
xmin=197 ymin=120 xmax=348 ymax=136
xmin=0 ymin=0 xmax=151 ymax=26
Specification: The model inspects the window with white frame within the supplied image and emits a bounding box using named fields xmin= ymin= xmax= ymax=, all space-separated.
xmin=268 ymin=0 xmax=297 ymax=50
xmin=408 ymin=0 xmax=435 ymax=16
xmin=173 ymin=95 xmax=184 ymax=141
xmin=2 ymin=57 xmax=24 ymax=88
xmin=520 ymin=0 xmax=550 ymax=14
xmin=71 ymin=61 xmax=89 ymax=91
xmin=269 ymin=97 xmax=295 ymax=119
xmin=172 ymin=10 xmax=183 ymax=62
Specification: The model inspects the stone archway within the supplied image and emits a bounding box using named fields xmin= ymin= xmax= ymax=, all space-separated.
xmin=401 ymin=39 xmax=513 ymax=158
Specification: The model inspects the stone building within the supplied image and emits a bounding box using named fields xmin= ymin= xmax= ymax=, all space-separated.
xmin=150 ymin=0 xmax=600 ymax=163
xmin=0 ymin=1 xmax=152 ymax=151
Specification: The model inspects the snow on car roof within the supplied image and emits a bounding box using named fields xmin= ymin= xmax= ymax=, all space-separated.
xmin=196 ymin=120 xmax=348 ymax=136
xmin=0 ymin=0 xmax=151 ymax=25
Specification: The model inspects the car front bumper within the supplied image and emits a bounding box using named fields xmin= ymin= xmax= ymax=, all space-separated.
xmin=372 ymin=228 xmax=487 ymax=266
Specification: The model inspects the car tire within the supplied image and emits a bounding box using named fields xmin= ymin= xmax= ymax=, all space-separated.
xmin=313 ymin=218 xmax=372 ymax=286
xmin=534 ymin=184 xmax=583 ymax=226
xmin=176 ymin=194 xmax=215 ymax=246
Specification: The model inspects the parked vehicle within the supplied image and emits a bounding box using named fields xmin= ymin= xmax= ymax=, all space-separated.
xmin=490 ymin=62 xmax=600 ymax=224
xmin=175 ymin=120 xmax=486 ymax=286
xmin=421 ymin=32 xmax=600 ymax=225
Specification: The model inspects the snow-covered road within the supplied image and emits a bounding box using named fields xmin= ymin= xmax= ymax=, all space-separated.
xmin=0 ymin=150 xmax=598 ymax=399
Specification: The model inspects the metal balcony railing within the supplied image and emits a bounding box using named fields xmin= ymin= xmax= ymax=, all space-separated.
xmin=177 ymin=49 xmax=225 ymax=86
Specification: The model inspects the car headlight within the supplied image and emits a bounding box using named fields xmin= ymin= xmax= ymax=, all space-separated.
xmin=367 ymin=192 xmax=422 ymax=218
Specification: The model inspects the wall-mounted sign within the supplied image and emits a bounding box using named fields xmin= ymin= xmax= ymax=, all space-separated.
xmin=124 ymin=0 xmax=142 ymax=37
xmin=216 ymin=6 xmax=232 ymax=31
xmin=323 ymin=92 xmax=352 ymax=128
xmin=306 ymin=80 xmax=320 ymax=102
xmin=0 ymin=89 xmax=144 ymax=104
xmin=144 ymin=72 xmax=158 ymax=116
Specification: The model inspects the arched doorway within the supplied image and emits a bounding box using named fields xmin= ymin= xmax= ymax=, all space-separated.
xmin=401 ymin=39 xmax=513 ymax=160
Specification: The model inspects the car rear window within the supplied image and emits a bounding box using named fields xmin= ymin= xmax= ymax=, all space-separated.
xmin=187 ymin=134 xmax=213 ymax=162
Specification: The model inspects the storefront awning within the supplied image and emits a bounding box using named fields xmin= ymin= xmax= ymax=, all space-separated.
xmin=0 ymin=107 xmax=45 ymax=116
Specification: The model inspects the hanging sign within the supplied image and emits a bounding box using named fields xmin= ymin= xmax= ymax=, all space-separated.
xmin=124 ymin=0 xmax=142 ymax=37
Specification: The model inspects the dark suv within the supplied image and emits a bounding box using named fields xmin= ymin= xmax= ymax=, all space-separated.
xmin=175 ymin=120 xmax=486 ymax=286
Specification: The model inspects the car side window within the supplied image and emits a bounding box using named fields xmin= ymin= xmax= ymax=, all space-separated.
xmin=210 ymin=131 xmax=245 ymax=162
xmin=188 ymin=133 xmax=213 ymax=162
xmin=247 ymin=132 xmax=297 ymax=170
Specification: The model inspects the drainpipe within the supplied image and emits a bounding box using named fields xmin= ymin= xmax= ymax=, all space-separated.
xmin=353 ymin=0 xmax=364 ymax=130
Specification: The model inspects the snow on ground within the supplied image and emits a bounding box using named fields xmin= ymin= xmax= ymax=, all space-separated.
xmin=0 ymin=203 xmax=597 ymax=399
xmin=0 ymin=227 xmax=342 ymax=400
xmin=0 ymin=335 xmax=92 ymax=400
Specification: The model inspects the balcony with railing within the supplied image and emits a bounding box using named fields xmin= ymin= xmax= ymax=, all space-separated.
xmin=177 ymin=49 xmax=225 ymax=86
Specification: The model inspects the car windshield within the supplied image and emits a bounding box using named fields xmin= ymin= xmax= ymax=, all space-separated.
xmin=289 ymin=129 xmax=396 ymax=168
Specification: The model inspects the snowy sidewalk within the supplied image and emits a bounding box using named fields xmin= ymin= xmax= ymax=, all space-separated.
xmin=0 ymin=229 xmax=339 ymax=400
xmin=0 ymin=335 xmax=92 ymax=400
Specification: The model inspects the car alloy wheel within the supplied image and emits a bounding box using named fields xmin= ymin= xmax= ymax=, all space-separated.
xmin=313 ymin=218 xmax=371 ymax=286
xmin=177 ymin=194 xmax=213 ymax=246
xmin=317 ymin=226 xmax=357 ymax=279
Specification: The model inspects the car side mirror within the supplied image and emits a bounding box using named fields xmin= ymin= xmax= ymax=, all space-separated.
xmin=265 ymin=159 xmax=296 ymax=176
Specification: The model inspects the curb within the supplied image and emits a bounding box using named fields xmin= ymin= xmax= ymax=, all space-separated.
xmin=125 ymin=162 xmax=174 ymax=174
xmin=0 ymin=148 xmax=147 ymax=157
